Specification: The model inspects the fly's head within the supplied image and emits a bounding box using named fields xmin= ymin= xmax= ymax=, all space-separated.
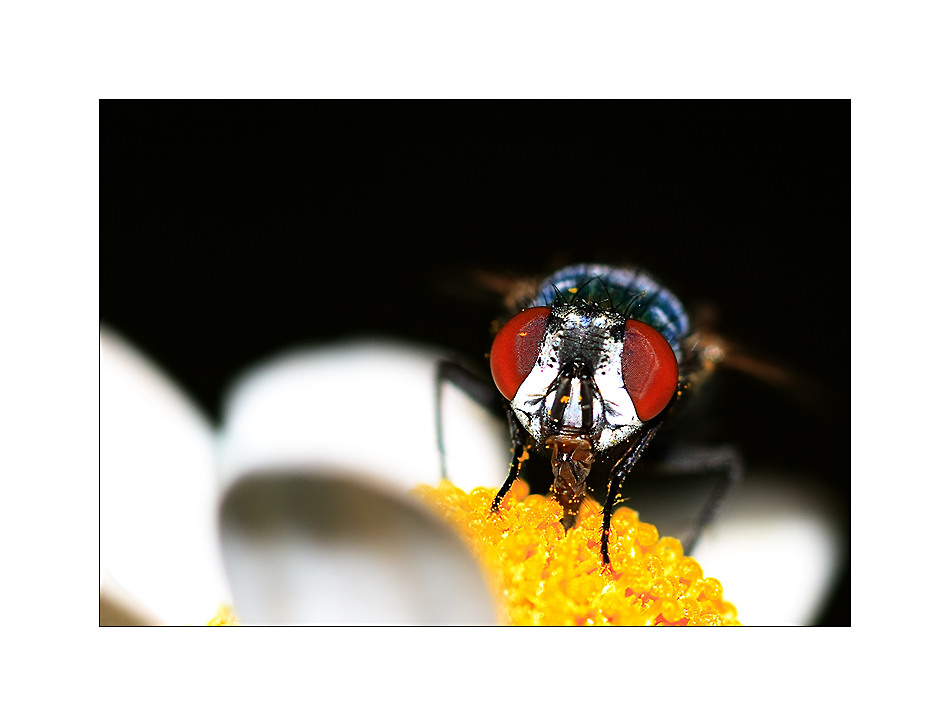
xmin=490 ymin=299 xmax=680 ymax=513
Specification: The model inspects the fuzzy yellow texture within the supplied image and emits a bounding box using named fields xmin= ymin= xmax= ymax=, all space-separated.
xmin=415 ymin=480 xmax=740 ymax=626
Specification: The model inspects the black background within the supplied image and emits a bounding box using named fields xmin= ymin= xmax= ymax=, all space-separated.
xmin=101 ymin=101 xmax=849 ymax=625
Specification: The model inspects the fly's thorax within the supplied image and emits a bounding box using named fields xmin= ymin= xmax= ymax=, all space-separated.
xmin=509 ymin=305 xmax=644 ymax=452
xmin=526 ymin=263 xmax=690 ymax=361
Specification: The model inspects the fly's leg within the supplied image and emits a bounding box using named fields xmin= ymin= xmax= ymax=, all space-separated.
xmin=434 ymin=359 xmax=504 ymax=482
xmin=433 ymin=360 xmax=529 ymax=512
xmin=654 ymin=445 xmax=743 ymax=557
xmin=491 ymin=407 xmax=529 ymax=511
xmin=600 ymin=424 xmax=663 ymax=567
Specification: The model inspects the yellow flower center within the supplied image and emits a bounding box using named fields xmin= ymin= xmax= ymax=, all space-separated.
xmin=415 ymin=480 xmax=740 ymax=626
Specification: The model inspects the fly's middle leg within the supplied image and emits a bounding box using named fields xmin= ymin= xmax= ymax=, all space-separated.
xmin=651 ymin=444 xmax=743 ymax=556
xmin=434 ymin=358 xmax=504 ymax=482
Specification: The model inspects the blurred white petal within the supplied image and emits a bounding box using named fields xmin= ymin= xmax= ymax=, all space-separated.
xmin=692 ymin=472 xmax=844 ymax=625
xmin=99 ymin=328 xmax=232 ymax=625
xmin=217 ymin=340 xmax=511 ymax=494
xmin=217 ymin=340 xmax=506 ymax=624
xmin=219 ymin=469 xmax=498 ymax=624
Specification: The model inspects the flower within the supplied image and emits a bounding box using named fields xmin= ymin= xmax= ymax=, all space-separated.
xmin=100 ymin=330 xmax=843 ymax=626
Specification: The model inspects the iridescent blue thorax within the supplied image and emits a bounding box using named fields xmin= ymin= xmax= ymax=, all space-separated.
xmin=525 ymin=263 xmax=690 ymax=361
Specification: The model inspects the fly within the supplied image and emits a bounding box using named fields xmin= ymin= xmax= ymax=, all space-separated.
xmin=436 ymin=263 xmax=742 ymax=567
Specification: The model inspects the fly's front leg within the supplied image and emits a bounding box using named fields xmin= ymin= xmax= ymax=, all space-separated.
xmin=492 ymin=407 xmax=528 ymax=511
xmin=600 ymin=424 xmax=662 ymax=567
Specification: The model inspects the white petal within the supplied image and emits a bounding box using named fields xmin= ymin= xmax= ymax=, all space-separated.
xmin=691 ymin=471 xmax=844 ymax=625
xmin=99 ymin=328 xmax=232 ymax=625
xmin=217 ymin=341 xmax=508 ymax=624
xmin=219 ymin=469 xmax=499 ymax=624
xmin=218 ymin=340 xmax=511 ymax=494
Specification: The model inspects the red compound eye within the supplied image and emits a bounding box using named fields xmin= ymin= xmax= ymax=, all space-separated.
xmin=490 ymin=307 xmax=551 ymax=400
xmin=621 ymin=320 xmax=679 ymax=420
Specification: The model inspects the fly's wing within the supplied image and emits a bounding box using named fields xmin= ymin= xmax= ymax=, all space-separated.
xmin=674 ymin=298 xmax=830 ymax=418
xmin=431 ymin=267 xmax=543 ymax=311
xmin=717 ymin=345 xmax=830 ymax=416
xmin=683 ymin=328 xmax=832 ymax=419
